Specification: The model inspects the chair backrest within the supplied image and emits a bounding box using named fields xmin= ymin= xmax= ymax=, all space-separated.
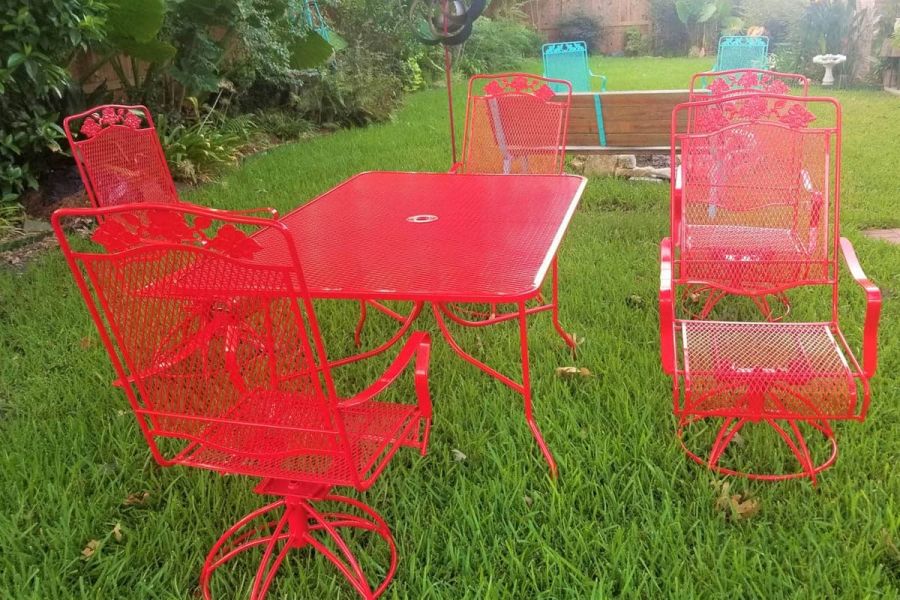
xmin=542 ymin=41 xmax=592 ymax=92
xmin=51 ymin=203 xmax=366 ymax=486
xmin=459 ymin=73 xmax=572 ymax=175
xmin=64 ymin=105 xmax=179 ymax=209
xmin=689 ymin=69 xmax=810 ymax=101
xmin=671 ymin=93 xmax=841 ymax=293
xmin=713 ymin=36 xmax=769 ymax=71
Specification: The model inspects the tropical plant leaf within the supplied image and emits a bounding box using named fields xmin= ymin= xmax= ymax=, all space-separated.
xmin=106 ymin=0 xmax=166 ymax=43
xmin=288 ymin=31 xmax=334 ymax=69
xmin=697 ymin=2 xmax=718 ymax=23
xmin=114 ymin=37 xmax=177 ymax=63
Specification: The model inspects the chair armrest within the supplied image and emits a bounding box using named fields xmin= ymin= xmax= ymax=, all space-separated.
xmin=449 ymin=162 xmax=462 ymax=174
xmin=672 ymin=165 xmax=683 ymax=244
xmin=230 ymin=206 xmax=280 ymax=219
xmin=659 ymin=237 xmax=676 ymax=375
xmin=339 ymin=331 xmax=432 ymax=418
xmin=590 ymin=72 xmax=607 ymax=92
xmin=839 ymin=237 xmax=881 ymax=378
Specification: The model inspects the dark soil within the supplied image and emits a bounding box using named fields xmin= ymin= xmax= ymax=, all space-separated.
xmin=20 ymin=154 xmax=90 ymax=220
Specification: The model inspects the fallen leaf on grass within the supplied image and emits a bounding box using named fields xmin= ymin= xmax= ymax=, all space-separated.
xmin=82 ymin=539 xmax=100 ymax=559
xmin=451 ymin=449 xmax=467 ymax=462
xmin=555 ymin=366 xmax=593 ymax=378
xmin=78 ymin=336 xmax=94 ymax=350
xmin=625 ymin=294 xmax=645 ymax=309
xmin=112 ymin=523 xmax=123 ymax=542
xmin=714 ymin=481 xmax=760 ymax=520
xmin=123 ymin=491 xmax=150 ymax=506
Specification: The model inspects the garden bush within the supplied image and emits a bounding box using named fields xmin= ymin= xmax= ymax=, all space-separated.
xmin=456 ymin=18 xmax=542 ymax=77
xmin=554 ymin=11 xmax=602 ymax=52
xmin=0 ymin=1 xmax=106 ymax=207
xmin=291 ymin=47 xmax=404 ymax=128
xmin=625 ymin=27 xmax=652 ymax=56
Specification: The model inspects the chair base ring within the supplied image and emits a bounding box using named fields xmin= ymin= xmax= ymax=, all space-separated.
xmin=677 ymin=416 xmax=838 ymax=482
xmin=200 ymin=492 xmax=397 ymax=600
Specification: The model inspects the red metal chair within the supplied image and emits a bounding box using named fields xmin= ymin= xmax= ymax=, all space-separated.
xmin=64 ymin=105 xmax=279 ymax=220
xmin=52 ymin=203 xmax=432 ymax=599
xmin=672 ymin=90 xmax=827 ymax=321
xmin=452 ymin=73 xmax=572 ymax=175
xmin=661 ymin=94 xmax=882 ymax=482
xmin=64 ymin=105 xmax=180 ymax=208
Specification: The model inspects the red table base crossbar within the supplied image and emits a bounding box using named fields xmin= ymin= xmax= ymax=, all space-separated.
xmin=338 ymin=258 xmax=574 ymax=478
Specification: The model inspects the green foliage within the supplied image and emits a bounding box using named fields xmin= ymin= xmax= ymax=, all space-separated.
xmin=291 ymin=46 xmax=404 ymax=128
xmin=674 ymin=0 xmax=740 ymax=50
xmin=651 ymin=0 xmax=690 ymax=55
xmin=624 ymin=27 xmax=651 ymax=56
xmin=554 ymin=12 xmax=602 ymax=53
xmin=253 ymin=109 xmax=314 ymax=140
xmin=0 ymin=0 xmax=106 ymax=207
xmin=155 ymin=114 xmax=246 ymax=183
xmin=456 ymin=18 xmax=541 ymax=77
xmin=740 ymin=0 xmax=805 ymax=44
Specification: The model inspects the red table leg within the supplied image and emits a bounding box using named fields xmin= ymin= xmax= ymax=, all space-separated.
xmin=431 ymin=300 xmax=558 ymax=477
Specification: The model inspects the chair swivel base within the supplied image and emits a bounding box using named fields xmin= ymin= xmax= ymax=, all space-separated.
xmin=677 ymin=416 xmax=838 ymax=484
xmin=200 ymin=479 xmax=397 ymax=600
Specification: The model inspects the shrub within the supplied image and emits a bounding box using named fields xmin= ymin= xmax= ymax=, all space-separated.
xmin=624 ymin=27 xmax=651 ymax=56
xmin=555 ymin=11 xmax=602 ymax=52
xmin=651 ymin=0 xmax=689 ymax=55
xmin=456 ymin=18 xmax=542 ymax=77
xmin=253 ymin=110 xmax=314 ymax=141
xmin=155 ymin=114 xmax=247 ymax=183
xmin=291 ymin=47 xmax=404 ymax=128
xmin=0 ymin=1 xmax=106 ymax=206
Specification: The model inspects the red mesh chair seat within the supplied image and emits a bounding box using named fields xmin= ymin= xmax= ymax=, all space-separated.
xmin=180 ymin=392 xmax=422 ymax=486
xmin=682 ymin=224 xmax=824 ymax=290
xmin=680 ymin=321 xmax=858 ymax=420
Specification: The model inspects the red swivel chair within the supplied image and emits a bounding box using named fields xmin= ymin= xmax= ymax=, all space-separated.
xmin=52 ymin=203 xmax=432 ymax=598
xmin=661 ymin=93 xmax=881 ymax=483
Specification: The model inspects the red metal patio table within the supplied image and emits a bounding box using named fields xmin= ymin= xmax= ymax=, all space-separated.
xmin=216 ymin=171 xmax=586 ymax=475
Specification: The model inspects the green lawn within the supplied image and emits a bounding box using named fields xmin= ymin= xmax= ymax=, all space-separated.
xmin=1 ymin=57 xmax=898 ymax=598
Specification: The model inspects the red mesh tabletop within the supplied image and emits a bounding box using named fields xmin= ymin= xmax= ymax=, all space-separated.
xmin=256 ymin=172 xmax=587 ymax=302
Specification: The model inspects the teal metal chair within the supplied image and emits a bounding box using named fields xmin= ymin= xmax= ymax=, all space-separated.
xmin=542 ymin=41 xmax=607 ymax=146
xmin=712 ymin=36 xmax=769 ymax=71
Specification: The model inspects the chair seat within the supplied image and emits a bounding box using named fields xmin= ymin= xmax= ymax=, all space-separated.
xmin=682 ymin=225 xmax=825 ymax=287
xmin=679 ymin=321 xmax=860 ymax=419
xmin=173 ymin=391 xmax=421 ymax=486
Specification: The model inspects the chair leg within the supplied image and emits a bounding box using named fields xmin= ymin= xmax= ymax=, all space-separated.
xmin=200 ymin=484 xmax=398 ymax=599
xmin=678 ymin=417 xmax=839 ymax=483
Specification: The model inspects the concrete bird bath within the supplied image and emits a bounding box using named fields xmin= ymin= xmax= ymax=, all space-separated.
xmin=813 ymin=54 xmax=846 ymax=87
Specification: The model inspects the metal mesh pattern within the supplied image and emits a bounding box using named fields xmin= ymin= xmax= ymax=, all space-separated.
xmin=254 ymin=172 xmax=586 ymax=301
xmin=459 ymin=74 xmax=572 ymax=175
xmin=674 ymin=95 xmax=838 ymax=293
xmin=56 ymin=205 xmax=425 ymax=488
xmin=713 ymin=36 xmax=769 ymax=71
xmin=64 ymin=105 xmax=178 ymax=208
xmin=689 ymin=69 xmax=809 ymax=101
xmin=680 ymin=321 xmax=857 ymax=419
xmin=542 ymin=42 xmax=592 ymax=91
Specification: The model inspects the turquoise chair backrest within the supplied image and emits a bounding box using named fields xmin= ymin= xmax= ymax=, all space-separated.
xmin=713 ymin=36 xmax=769 ymax=71
xmin=542 ymin=41 xmax=592 ymax=92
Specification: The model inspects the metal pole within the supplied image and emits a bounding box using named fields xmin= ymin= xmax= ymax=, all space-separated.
xmin=444 ymin=45 xmax=457 ymax=165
